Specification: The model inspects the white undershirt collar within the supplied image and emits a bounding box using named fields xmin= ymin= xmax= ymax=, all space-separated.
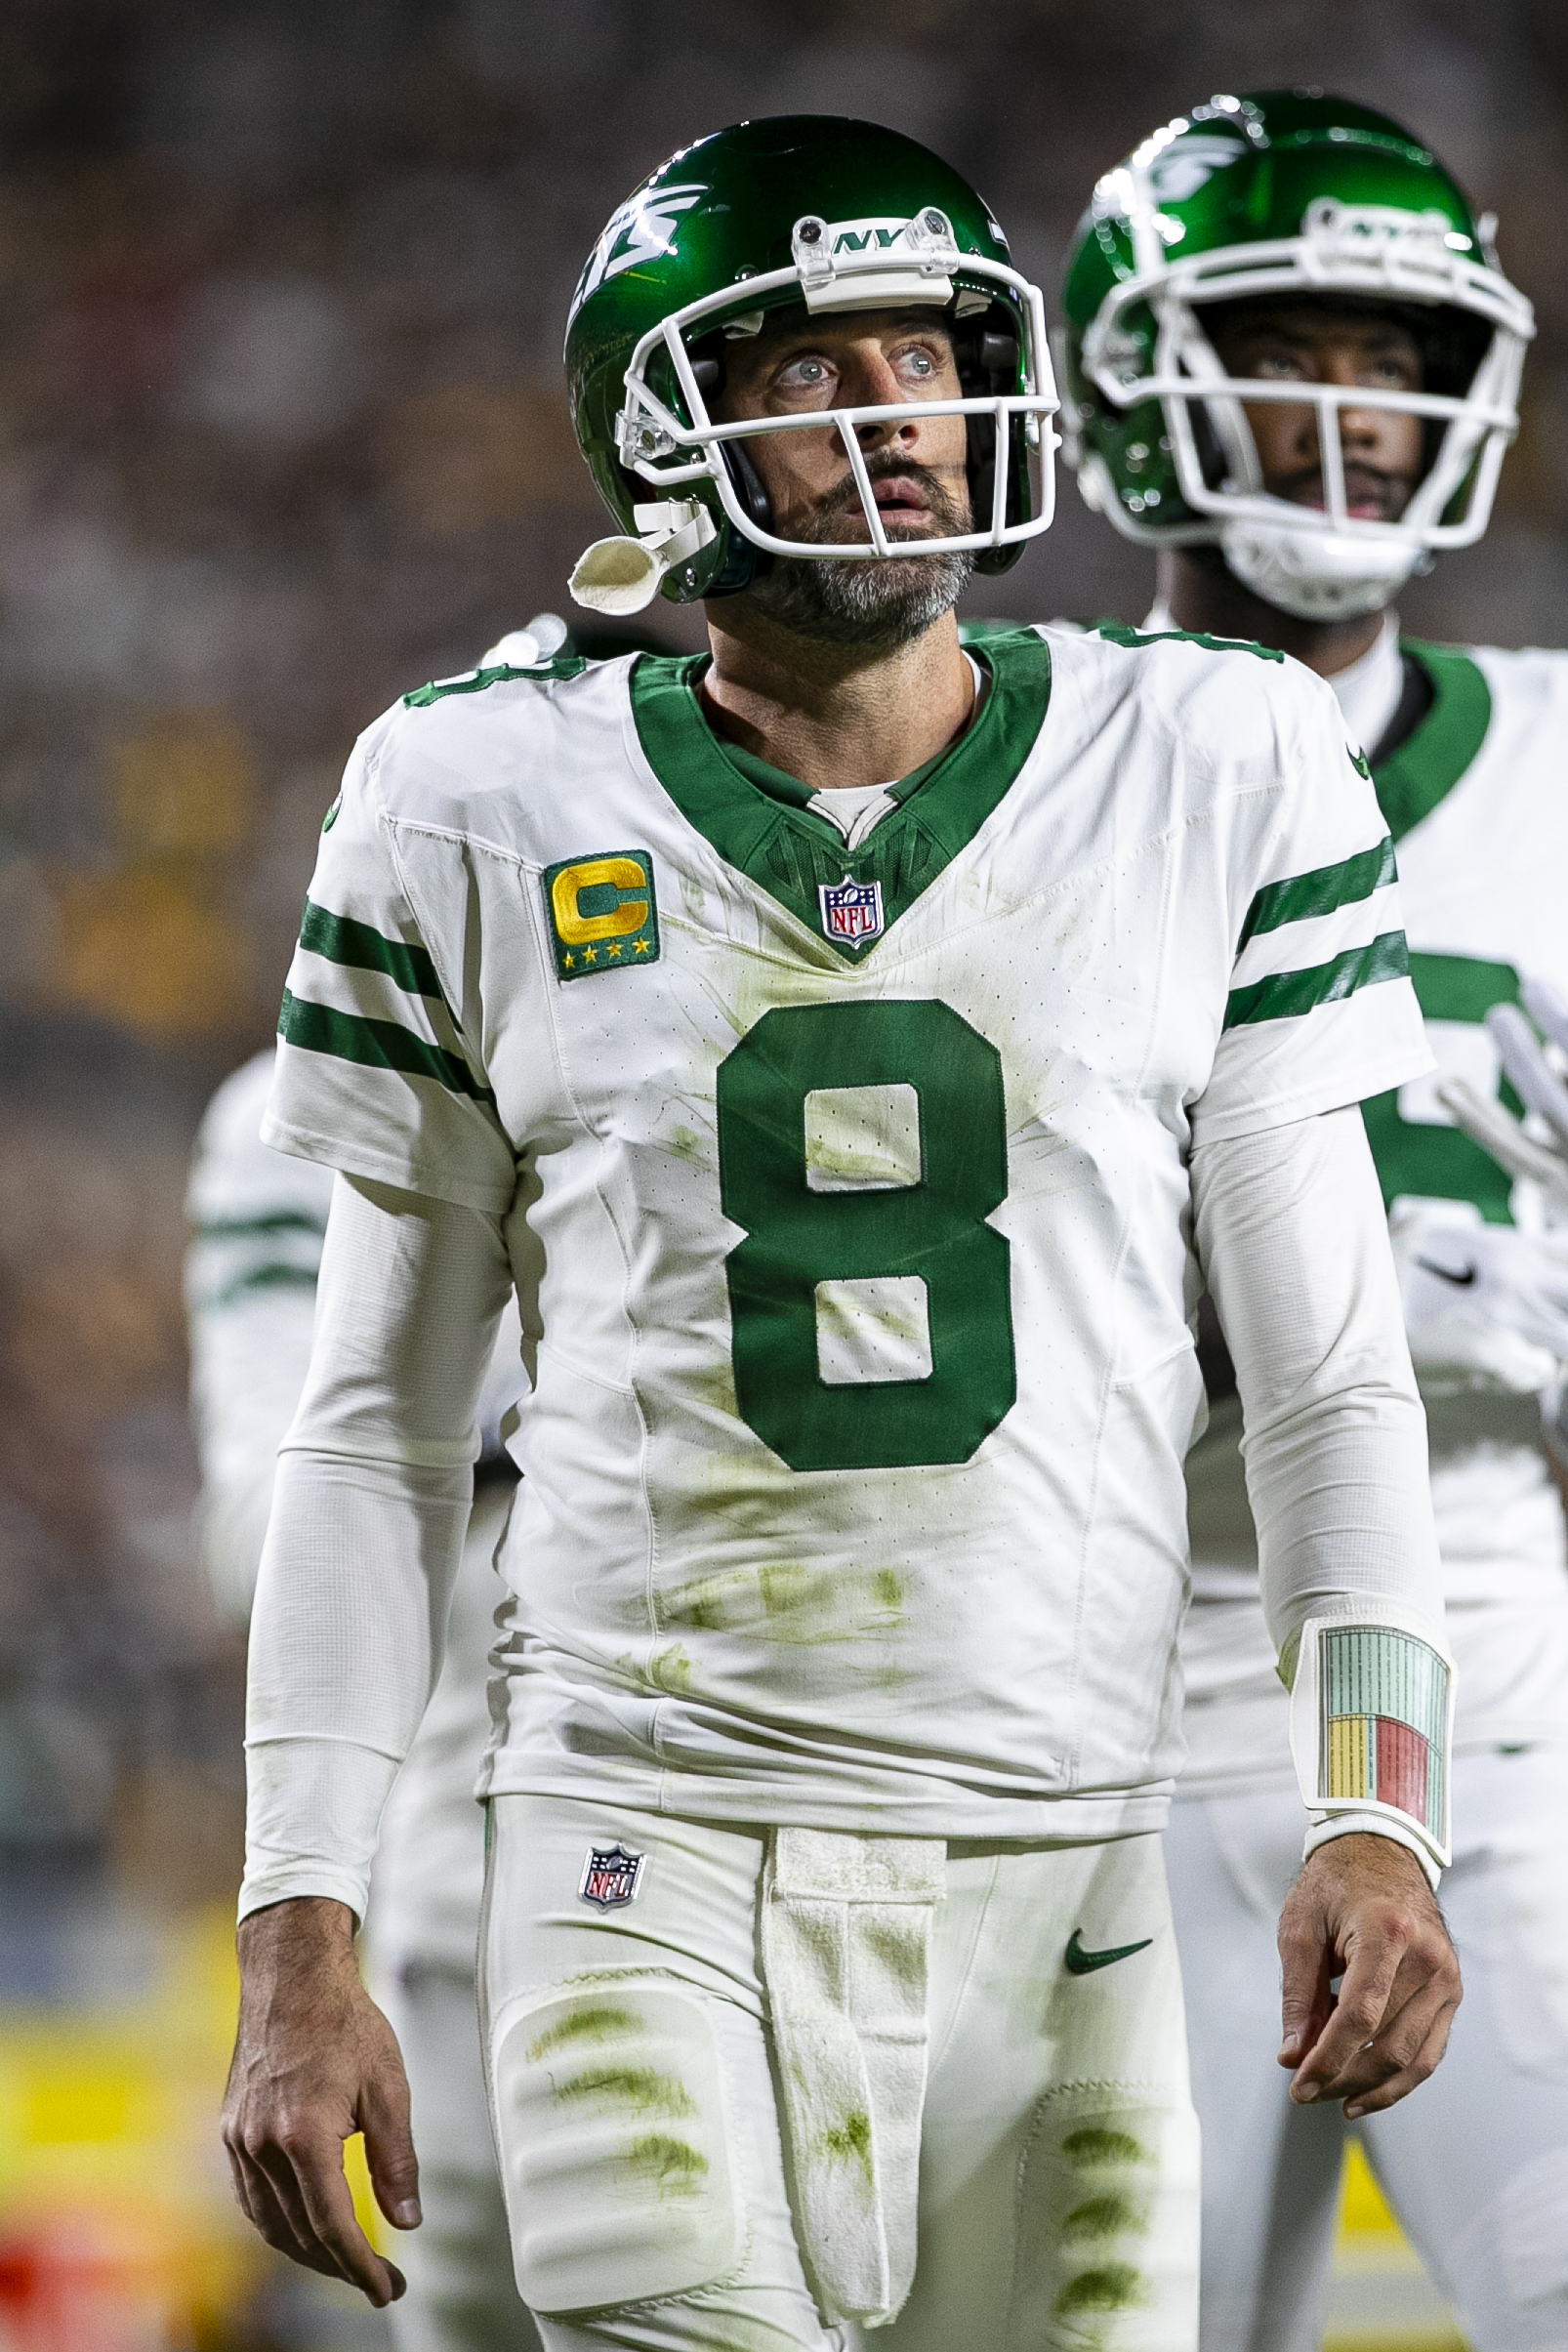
xmin=806 ymin=652 xmax=988 ymax=849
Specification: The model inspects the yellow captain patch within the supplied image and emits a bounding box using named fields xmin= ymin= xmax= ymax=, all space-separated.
xmin=543 ymin=849 xmax=659 ymax=980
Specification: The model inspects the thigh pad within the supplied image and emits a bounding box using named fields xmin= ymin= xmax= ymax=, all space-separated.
xmin=491 ymin=1979 xmax=742 ymax=2318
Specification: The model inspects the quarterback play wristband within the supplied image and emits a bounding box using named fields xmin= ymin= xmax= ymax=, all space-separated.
xmin=1289 ymin=1614 xmax=1455 ymax=1872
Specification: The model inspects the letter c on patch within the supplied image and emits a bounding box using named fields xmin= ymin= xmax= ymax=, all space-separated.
xmin=552 ymin=856 xmax=650 ymax=945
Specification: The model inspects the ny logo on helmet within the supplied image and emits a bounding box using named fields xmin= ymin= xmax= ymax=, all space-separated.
xmin=572 ymin=184 xmax=706 ymax=314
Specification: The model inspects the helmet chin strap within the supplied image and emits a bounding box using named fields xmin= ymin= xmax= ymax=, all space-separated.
xmin=1219 ymin=516 xmax=1423 ymax=622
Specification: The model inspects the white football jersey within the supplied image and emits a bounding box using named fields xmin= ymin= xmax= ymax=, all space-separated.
xmin=1184 ymin=639 xmax=1568 ymax=1785
xmin=265 ymin=623 xmax=1424 ymax=1839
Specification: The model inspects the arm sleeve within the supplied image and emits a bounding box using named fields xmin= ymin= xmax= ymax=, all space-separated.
xmin=1191 ymin=676 xmax=1431 ymax=1145
xmin=185 ymin=1052 xmax=331 ymax=1626
xmin=1192 ymin=1104 xmax=1448 ymax=1879
xmin=238 ymin=1171 xmax=514 ymax=1927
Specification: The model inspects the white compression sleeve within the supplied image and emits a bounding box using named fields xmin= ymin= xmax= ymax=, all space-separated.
xmin=240 ymin=1173 xmax=514 ymax=1925
xmin=1192 ymin=1105 xmax=1448 ymax=1879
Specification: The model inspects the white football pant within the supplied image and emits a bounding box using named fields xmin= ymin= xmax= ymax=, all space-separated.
xmin=1168 ymin=1748 xmax=1568 ymax=2352
xmin=480 ymin=1794 xmax=1200 ymax=2352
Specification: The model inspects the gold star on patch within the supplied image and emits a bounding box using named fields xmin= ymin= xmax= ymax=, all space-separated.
xmin=582 ymin=947 xmax=597 ymax=964
xmin=562 ymin=952 xmax=574 ymax=969
xmin=635 ymin=938 xmax=650 ymax=955
xmin=608 ymin=942 xmax=623 ymax=958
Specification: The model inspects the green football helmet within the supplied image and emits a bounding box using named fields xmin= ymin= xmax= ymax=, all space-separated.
xmin=564 ymin=116 xmax=1059 ymax=613
xmin=1059 ymin=91 xmax=1535 ymax=618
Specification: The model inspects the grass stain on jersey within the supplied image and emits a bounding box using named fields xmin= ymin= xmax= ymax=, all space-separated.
xmin=526 ymin=2005 xmax=640 ymax=2061
xmin=1062 ymin=2126 xmax=1147 ymax=2168
xmin=821 ymin=2109 xmax=873 ymax=2185
xmin=1053 ymin=2263 xmax=1144 ymax=2317
xmin=640 ymin=1641 xmax=695 ymax=1694
xmin=555 ymin=2065 xmax=695 ymax=2120
xmin=1062 ymin=2192 xmax=1147 ymax=2242
xmin=679 ymin=1352 xmax=742 ymax=1422
xmin=664 ymin=1123 xmax=709 ymax=1165
xmin=622 ymin=2133 xmax=709 ymax=2197
xmin=651 ymin=1559 xmax=908 ymax=1658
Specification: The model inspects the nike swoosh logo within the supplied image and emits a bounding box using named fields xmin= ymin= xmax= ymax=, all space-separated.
xmin=1416 ymin=1257 xmax=1478 ymax=1287
xmin=1065 ymin=1929 xmax=1154 ymax=1976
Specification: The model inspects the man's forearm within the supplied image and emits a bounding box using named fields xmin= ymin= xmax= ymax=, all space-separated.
xmin=1193 ymin=1107 xmax=1450 ymax=1876
xmin=240 ymin=1174 xmax=513 ymax=1924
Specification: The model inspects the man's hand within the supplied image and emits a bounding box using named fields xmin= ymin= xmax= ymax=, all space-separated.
xmin=222 ymin=1897 xmax=420 ymax=2307
xmin=1277 ymin=1834 xmax=1461 ymax=2120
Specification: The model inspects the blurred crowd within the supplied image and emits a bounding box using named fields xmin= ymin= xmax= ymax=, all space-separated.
xmin=2 ymin=0 xmax=1568 ymax=1904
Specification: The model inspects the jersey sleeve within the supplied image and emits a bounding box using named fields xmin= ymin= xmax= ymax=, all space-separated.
xmin=262 ymin=721 xmax=518 ymax=1215
xmin=1191 ymin=678 xmax=1432 ymax=1146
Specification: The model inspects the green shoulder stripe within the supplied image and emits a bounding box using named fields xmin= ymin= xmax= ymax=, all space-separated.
xmin=277 ymin=990 xmax=496 ymax=1105
xmin=190 ymin=1210 xmax=327 ymax=1241
xmin=1223 ymin=930 xmax=1410 ymax=1030
xmin=403 ymin=656 xmax=587 ymax=708
xmin=1094 ymin=621 xmax=1285 ymax=663
xmin=1375 ymin=643 xmax=1491 ymax=843
xmin=299 ymin=901 xmax=443 ymax=1001
xmin=200 ymin=1263 xmax=321 ymax=1311
xmin=1238 ymin=835 xmax=1396 ymax=947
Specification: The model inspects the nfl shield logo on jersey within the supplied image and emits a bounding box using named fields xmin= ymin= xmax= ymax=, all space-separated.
xmin=578 ymin=1842 xmax=646 ymax=1911
xmin=819 ymin=874 xmax=884 ymax=945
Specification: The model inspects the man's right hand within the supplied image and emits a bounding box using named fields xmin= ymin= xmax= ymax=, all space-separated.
xmin=222 ymin=1896 xmax=420 ymax=2307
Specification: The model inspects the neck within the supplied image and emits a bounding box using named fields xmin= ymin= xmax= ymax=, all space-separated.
xmin=1158 ymin=548 xmax=1385 ymax=681
xmin=700 ymin=600 xmax=973 ymax=793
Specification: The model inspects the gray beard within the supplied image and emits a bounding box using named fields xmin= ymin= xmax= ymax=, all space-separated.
xmin=744 ymin=467 xmax=976 ymax=652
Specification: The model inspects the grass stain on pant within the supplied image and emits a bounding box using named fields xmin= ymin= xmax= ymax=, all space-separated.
xmin=554 ymin=2065 xmax=696 ymax=2119
xmin=821 ymin=2109 xmax=874 ymax=2186
xmin=1062 ymin=2126 xmax=1147 ymax=2167
xmin=1062 ymin=2192 xmax=1146 ymax=2242
xmin=1054 ymin=2262 xmax=1144 ymax=2317
xmin=623 ymin=2134 xmax=710 ymax=2198
xmin=525 ymin=2006 xmax=640 ymax=2061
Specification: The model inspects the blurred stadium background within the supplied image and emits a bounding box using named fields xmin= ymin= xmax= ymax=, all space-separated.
xmin=1 ymin=1 xmax=1562 ymax=2342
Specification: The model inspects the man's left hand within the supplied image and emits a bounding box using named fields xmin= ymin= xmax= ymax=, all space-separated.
xmin=1277 ymin=1833 xmax=1461 ymax=2120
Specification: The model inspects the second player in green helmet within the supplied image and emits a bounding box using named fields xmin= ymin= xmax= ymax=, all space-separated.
xmin=1059 ymin=91 xmax=1534 ymax=618
xmin=564 ymin=116 xmax=1059 ymax=613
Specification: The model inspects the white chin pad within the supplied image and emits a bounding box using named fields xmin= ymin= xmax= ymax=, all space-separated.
xmin=1221 ymin=517 xmax=1419 ymax=621
xmin=1288 ymin=1614 xmax=1455 ymax=1870
xmin=570 ymin=500 xmax=718 ymax=616
xmin=568 ymin=536 xmax=668 ymax=616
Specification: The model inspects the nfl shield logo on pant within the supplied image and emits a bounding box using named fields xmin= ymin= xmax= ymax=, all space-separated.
xmin=819 ymin=875 xmax=884 ymax=945
xmin=578 ymin=1843 xmax=646 ymax=1911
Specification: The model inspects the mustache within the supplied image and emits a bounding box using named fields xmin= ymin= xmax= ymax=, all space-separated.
xmin=774 ymin=452 xmax=972 ymax=543
xmin=1270 ymin=460 xmax=1417 ymax=517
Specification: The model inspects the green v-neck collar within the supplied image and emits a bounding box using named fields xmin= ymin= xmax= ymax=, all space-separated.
xmin=627 ymin=627 xmax=1052 ymax=962
xmin=1374 ymin=640 xmax=1492 ymax=844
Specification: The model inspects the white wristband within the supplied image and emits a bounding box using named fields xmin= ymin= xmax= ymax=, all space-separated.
xmin=1289 ymin=1612 xmax=1455 ymax=1872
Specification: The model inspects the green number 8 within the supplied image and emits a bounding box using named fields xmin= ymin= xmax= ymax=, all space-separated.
xmin=716 ymin=999 xmax=1015 ymax=1471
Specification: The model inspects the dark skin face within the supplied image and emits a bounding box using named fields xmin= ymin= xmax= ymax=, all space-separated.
xmin=1160 ymin=303 xmax=1426 ymax=676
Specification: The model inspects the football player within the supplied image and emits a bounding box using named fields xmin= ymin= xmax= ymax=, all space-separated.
xmin=1060 ymin=90 xmax=1568 ymax=2352
xmin=221 ymin=117 xmax=1457 ymax=2352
